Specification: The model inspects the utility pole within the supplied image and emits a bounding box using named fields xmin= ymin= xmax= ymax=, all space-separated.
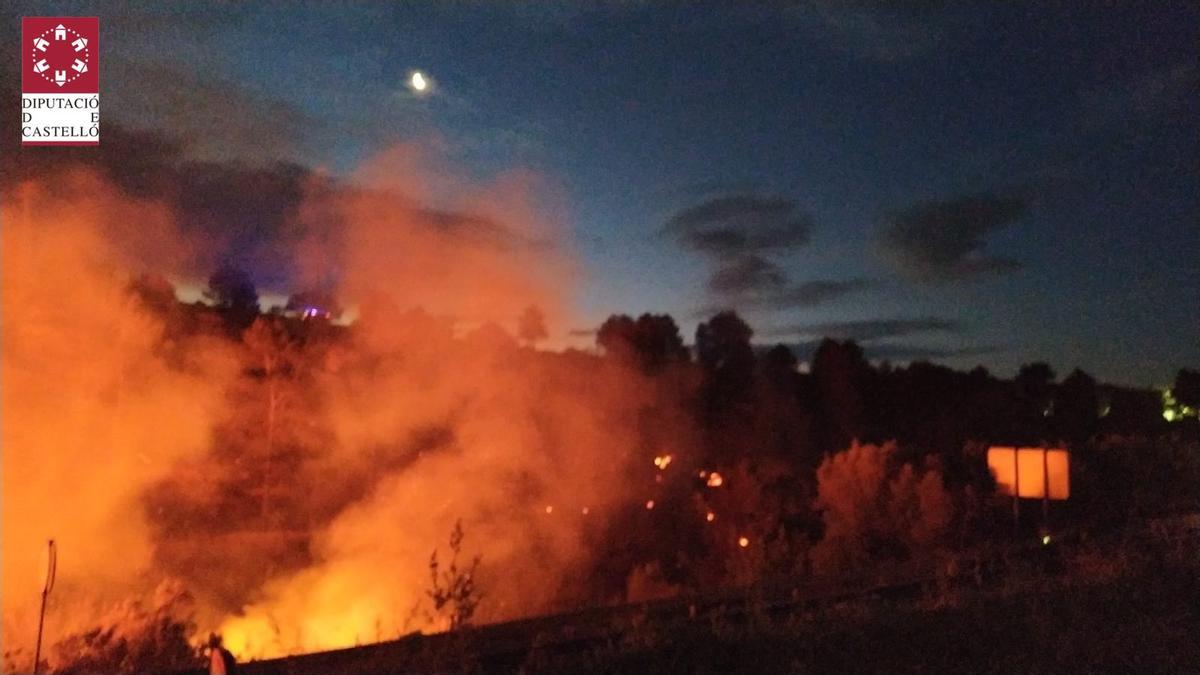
xmin=34 ymin=539 xmax=57 ymax=674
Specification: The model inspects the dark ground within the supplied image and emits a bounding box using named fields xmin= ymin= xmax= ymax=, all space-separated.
xmin=187 ymin=533 xmax=1199 ymax=675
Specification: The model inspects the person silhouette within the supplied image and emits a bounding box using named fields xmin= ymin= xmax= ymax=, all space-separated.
xmin=207 ymin=634 xmax=237 ymax=675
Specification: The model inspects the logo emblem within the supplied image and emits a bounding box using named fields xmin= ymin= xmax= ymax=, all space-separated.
xmin=21 ymin=17 xmax=100 ymax=145
xmin=29 ymin=23 xmax=92 ymax=88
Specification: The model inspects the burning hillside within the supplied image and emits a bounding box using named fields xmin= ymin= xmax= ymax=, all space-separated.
xmin=2 ymin=147 xmax=694 ymax=668
xmin=3 ymin=146 xmax=1197 ymax=674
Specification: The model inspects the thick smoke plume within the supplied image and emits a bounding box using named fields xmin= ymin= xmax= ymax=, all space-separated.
xmin=2 ymin=173 xmax=236 ymax=666
xmin=211 ymin=146 xmax=663 ymax=656
xmin=3 ymin=146 xmax=676 ymax=666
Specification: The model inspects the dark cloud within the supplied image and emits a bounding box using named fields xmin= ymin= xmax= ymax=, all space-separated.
xmin=768 ymin=316 xmax=962 ymax=341
xmin=693 ymin=277 xmax=871 ymax=318
xmin=664 ymin=195 xmax=812 ymax=259
xmin=107 ymin=60 xmax=329 ymax=166
xmin=783 ymin=339 xmax=997 ymax=364
xmin=757 ymin=278 xmax=873 ymax=309
xmin=875 ymin=193 xmax=1028 ymax=282
xmin=0 ymin=4 xmax=324 ymax=168
xmin=663 ymin=193 xmax=855 ymax=314
xmin=707 ymin=255 xmax=788 ymax=294
xmin=417 ymin=208 xmax=529 ymax=249
xmin=0 ymin=82 xmax=322 ymax=288
xmin=0 ymin=108 xmax=524 ymax=291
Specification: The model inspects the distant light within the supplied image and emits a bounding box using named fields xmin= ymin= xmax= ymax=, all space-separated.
xmin=1163 ymin=409 xmax=1177 ymax=422
xmin=738 ymin=536 xmax=749 ymax=548
xmin=706 ymin=472 xmax=724 ymax=488
xmin=705 ymin=511 xmax=715 ymax=522
xmin=410 ymin=71 xmax=428 ymax=92
xmin=1041 ymin=534 xmax=1051 ymax=546
xmin=645 ymin=500 xmax=655 ymax=510
xmin=581 ymin=507 xmax=589 ymax=515
xmin=545 ymin=505 xmax=553 ymax=514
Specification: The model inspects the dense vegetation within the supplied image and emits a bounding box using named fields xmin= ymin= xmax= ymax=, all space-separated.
xmin=27 ymin=269 xmax=1200 ymax=674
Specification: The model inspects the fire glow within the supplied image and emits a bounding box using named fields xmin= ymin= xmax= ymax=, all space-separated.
xmin=0 ymin=149 xmax=694 ymax=667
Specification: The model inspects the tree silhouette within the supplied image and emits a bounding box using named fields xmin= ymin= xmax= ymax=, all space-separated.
xmin=128 ymin=273 xmax=177 ymax=314
xmin=205 ymin=265 xmax=259 ymax=330
xmin=694 ymin=311 xmax=756 ymax=423
xmin=597 ymin=313 xmax=688 ymax=372
xmin=1174 ymin=368 xmax=1200 ymax=410
xmin=761 ymin=344 xmax=798 ymax=380
xmin=695 ymin=311 xmax=753 ymax=374
xmin=811 ymin=338 xmax=869 ymax=452
xmin=463 ymin=320 xmax=518 ymax=353
xmin=517 ymin=305 xmax=549 ymax=346
xmin=596 ymin=314 xmax=638 ymax=364
xmin=1016 ymin=361 xmax=1056 ymax=418
xmin=242 ymin=316 xmax=301 ymax=521
xmin=693 ymin=312 xmax=760 ymax=467
xmin=1016 ymin=362 xmax=1056 ymax=390
xmin=1055 ymin=368 xmax=1099 ymax=443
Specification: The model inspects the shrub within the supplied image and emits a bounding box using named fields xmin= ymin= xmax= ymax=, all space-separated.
xmin=426 ymin=520 xmax=483 ymax=631
xmin=51 ymin=581 xmax=202 ymax=675
xmin=812 ymin=441 xmax=952 ymax=576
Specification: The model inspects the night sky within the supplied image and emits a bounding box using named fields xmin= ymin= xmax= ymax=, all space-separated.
xmin=7 ymin=2 xmax=1199 ymax=385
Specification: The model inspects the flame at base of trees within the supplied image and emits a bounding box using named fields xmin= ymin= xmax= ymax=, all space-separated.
xmin=5 ymin=582 xmax=205 ymax=675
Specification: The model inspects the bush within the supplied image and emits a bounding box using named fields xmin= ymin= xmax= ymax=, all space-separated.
xmin=51 ymin=581 xmax=202 ymax=675
xmin=812 ymin=441 xmax=952 ymax=576
xmin=426 ymin=520 xmax=483 ymax=631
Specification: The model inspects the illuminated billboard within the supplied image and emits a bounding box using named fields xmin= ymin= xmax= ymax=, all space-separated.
xmin=987 ymin=447 xmax=1069 ymax=500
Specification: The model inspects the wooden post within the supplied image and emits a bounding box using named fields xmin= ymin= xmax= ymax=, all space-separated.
xmin=1042 ymin=447 xmax=1050 ymax=524
xmin=1012 ymin=448 xmax=1020 ymax=536
xmin=33 ymin=539 xmax=56 ymax=674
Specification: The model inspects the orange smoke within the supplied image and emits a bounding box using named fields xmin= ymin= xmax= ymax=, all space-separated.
xmin=3 ymin=144 xmax=683 ymax=666
xmin=1 ymin=174 xmax=236 ymax=670
xmin=213 ymin=158 xmax=656 ymax=655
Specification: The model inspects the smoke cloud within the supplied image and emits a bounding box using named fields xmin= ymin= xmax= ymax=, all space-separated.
xmin=2 ymin=173 xmax=237 ymax=665
xmin=2 ymin=143 xmax=679 ymax=666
